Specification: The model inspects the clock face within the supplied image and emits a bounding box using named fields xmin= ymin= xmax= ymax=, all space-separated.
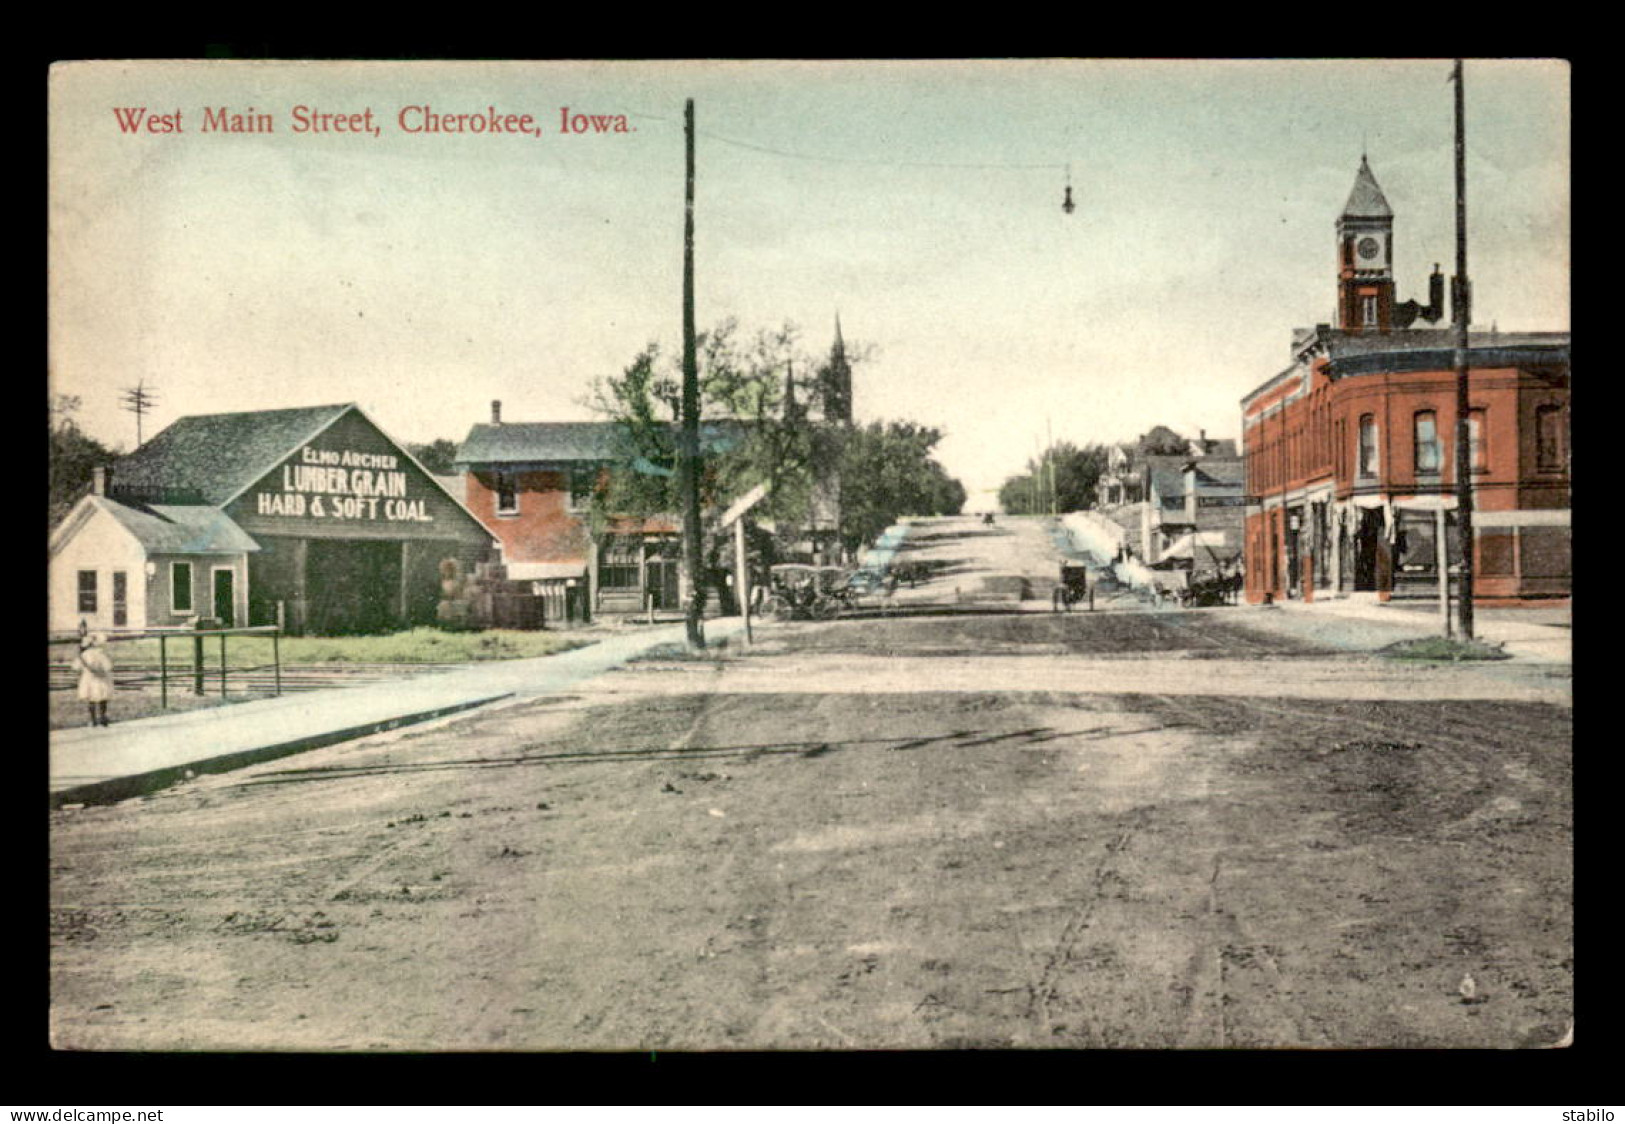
xmin=1357 ymin=236 xmax=1381 ymax=261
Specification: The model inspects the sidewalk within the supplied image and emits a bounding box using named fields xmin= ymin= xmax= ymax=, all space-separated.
xmin=1270 ymin=595 xmax=1571 ymax=664
xmin=50 ymin=617 xmax=743 ymax=808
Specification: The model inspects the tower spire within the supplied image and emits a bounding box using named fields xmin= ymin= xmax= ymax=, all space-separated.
xmin=1336 ymin=155 xmax=1396 ymax=333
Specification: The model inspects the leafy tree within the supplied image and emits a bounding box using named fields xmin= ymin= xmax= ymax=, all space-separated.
xmin=591 ymin=323 xmax=966 ymax=573
xmin=588 ymin=320 xmax=840 ymax=545
xmin=838 ymin=420 xmax=966 ymax=552
xmin=999 ymin=441 xmax=1109 ymax=515
xmin=49 ymin=395 xmax=118 ymax=526
xmin=407 ymin=438 xmax=461 ymax=475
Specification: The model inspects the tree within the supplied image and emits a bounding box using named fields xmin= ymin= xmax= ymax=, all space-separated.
xmin=407 ymin=438 xmax=461 ymax=475
xmin=591 ymin=322 xmax=966 ymax=571
xmin=589 ymin=320 xmax=839 ymax=543
xmin=838 ymin=420 xmax=966 ymax=552
xmin=998 ymin=441 xmax=1109 ymax=515
xmin=49 ymin=395 xmax=118 ymax=526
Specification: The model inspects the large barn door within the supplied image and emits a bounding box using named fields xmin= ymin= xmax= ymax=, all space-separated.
xmin=305 ymin=539 xmax=404 ymax=634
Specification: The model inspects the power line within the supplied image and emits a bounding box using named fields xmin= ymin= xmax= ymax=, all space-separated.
xmin=627 ymin=110 xmax=1067 ymax=172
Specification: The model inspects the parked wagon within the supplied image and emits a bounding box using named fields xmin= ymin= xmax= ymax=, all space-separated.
xmin=1052 ymin=563 xmax=1090 ymax=611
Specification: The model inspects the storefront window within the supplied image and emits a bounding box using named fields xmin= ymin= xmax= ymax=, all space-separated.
xmin=1414 ymin=411 xmax=1441 ymax=475
xmin=600 ymin=537 xmax=640 ymax=591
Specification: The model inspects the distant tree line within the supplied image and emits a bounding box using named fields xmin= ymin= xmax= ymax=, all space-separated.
xmin=49 ymin=395 xmax=118 ymax=527
xmin=998 ymin=441 xmax=1110 ymax=515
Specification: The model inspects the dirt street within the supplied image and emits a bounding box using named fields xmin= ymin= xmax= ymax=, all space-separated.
xmin=50 ymin=517 xmax=1572 ymax=1050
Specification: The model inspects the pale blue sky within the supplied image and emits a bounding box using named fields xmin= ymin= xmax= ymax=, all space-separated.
xmin=49 ymin=59 xmax=1568 ymax=502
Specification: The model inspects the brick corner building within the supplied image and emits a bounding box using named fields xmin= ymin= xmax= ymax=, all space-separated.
xmin=1241 ymin=159 xmax=1570 ymax=606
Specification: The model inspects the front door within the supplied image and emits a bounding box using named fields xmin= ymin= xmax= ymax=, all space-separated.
xmin=213 ymin=568 xmax=236 ymax=628
xmin=1354 ymin=508 xmax=1381 ymax=591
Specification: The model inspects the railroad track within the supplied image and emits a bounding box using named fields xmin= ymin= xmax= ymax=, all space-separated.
xmin=48 ymin=662 xmax=472 ymax=694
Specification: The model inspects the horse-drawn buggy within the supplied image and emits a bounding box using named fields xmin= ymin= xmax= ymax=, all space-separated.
xmin=1052 ymin=562 xmax=1090 ymax=611
xmin=760 ymin=563 xmax=893 ymax=621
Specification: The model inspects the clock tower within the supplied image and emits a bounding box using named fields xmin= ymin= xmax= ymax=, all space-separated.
xmin=1336 ymin=155 xmax=1395 ymax=334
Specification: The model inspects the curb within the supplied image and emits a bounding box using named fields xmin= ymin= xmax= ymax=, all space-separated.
xmin=49 ymin=692 xmax=512 ymax=809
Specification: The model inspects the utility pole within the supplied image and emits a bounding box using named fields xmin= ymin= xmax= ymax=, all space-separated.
xmin=120 ymin=380 xmax=158 ymax=448
xmin=1450 ymin=59 xmax=1476 ymax=640
xmin=1047 ymin=418 xmax=1057 ymax=516
xmin=681 ymin=98 xmax=705 ymax=650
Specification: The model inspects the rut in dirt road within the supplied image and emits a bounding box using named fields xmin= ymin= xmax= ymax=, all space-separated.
xmin=50 ymin=517 xmax=1570 ymax=1050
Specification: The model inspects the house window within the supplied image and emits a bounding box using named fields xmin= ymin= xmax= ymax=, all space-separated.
xmin=568 ymin=466 xmax=597 ymax=511
xmin=77 ymin=570 xmax=97 ymax=614
xmin=495 ymin=473 xmax=518 ymax=515
xmin=1414 ymin=411 xmax=1441 ymax=475
xmin=1535 ymin=405 xmax=1566 ymax=472
xmin=1468 ymin=409 xmax=1488 ymax=473
xmin=1357 ymin=415 xmax=1378 ymax=479
xmin=172 ymin=561 xmax=194 ymax=613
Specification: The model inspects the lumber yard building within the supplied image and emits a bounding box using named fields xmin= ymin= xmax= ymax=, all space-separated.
xmin=50 ymin=404 xmax=498 ymax=635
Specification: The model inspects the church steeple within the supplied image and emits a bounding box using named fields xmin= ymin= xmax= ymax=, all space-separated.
xmin=1336 ymin=156 xmax=1396 ymax=333
xmin=822 ymin=313 xmax=853 ymax=425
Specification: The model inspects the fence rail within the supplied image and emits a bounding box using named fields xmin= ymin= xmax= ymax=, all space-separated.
xmin=50 ymin=625 xmax=282 ymax=709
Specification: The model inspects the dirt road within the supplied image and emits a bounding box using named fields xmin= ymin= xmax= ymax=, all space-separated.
xmin=50 ymin=517 xmax=1571 ymax=1050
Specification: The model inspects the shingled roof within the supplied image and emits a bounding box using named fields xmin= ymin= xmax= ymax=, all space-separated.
xmin=96 ymin=496 xmax=262 ymax=554
xmin=1342 ymin=156 xmax=1393 ymax=219
xmin=456 ymin=419 xmax=747 ymax=467
xmin=111 ymin=404 xmax=353 ymax=506
xmin=456 ymin=422 xmax=624 ymax=466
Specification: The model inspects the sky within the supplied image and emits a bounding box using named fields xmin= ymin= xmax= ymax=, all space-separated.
xmin=48 ymin=59 xmax=1569 ymax=505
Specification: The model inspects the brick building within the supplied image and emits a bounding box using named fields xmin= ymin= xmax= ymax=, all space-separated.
xmin=454 ymin=404 xmax=749 ymax=616
xmin=1241 ymin=159 xmax=1570 ymax=605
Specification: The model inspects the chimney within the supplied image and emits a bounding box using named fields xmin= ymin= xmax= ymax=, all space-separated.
xmin=92 ymin=466 xmax=109 ymax=496
xmin=491 ymin=400 xmax=502 ymax=425
xmin=1410 ymin=264 xmax=1446 ymax=324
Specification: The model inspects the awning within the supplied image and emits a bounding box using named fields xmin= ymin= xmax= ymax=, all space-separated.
xmin=1161 ymin=531 xmax=1234 ymax=558
xmin=1392 ymin=494 xmax=1458 ymax=511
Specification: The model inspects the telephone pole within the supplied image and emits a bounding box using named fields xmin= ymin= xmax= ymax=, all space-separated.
xmin=120 ymin=380 xmax=158 ymax=448
xmin=1450 ymin=59 xmax=1477 ymax=640
xmin=681 ymin=98 xmax=705 ymax=650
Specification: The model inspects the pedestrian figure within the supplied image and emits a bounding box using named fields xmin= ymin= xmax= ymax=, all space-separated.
xmin=77 ymin=631 xmax=114 ymax=727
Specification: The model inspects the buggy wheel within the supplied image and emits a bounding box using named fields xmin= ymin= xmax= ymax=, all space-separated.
xmin=765 ymin=595 xmax=793 ymax=622
xmin=812 ymin=598 xmax=840 ymax=621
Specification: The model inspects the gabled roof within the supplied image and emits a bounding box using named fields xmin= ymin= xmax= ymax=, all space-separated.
xmin=111 ymin=404 xmax=353 ymax=506
xmin=1342 ymin=156 xmax=1393 ymax=220
xmin=1188 ymin=459 xmax=1246 ymax=489
xmin=90 ymin=495 xmax=260 ymax=555
xmin=1144 ymin=457 xmax=1190 ymax=500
